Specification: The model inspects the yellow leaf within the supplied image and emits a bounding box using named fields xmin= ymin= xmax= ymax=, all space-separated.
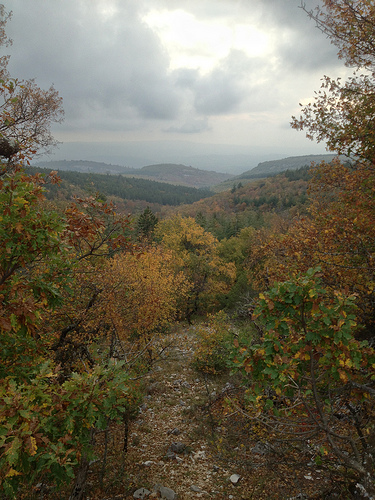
xmin=338 ymin=370 xmax=348 ymax=383
xmin=6 ymin=468 xmax=21 ymax=478
xmin=29 ymin=436 xmax=37 ymax=456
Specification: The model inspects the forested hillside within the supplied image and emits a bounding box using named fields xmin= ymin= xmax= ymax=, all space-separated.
xmin=1 ymin=2 xmax=375 ymax=500
xmin=171 ymin=167 xmax=310 ymax=240
xmin=27 ymin=166 xmax=213 ymax=212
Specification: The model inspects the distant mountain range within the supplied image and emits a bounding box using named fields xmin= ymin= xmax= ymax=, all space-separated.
xmin=35 ymin=154 xmax=345 ymax=190
xmin=34 ymin=160 xmax=233 ymax=189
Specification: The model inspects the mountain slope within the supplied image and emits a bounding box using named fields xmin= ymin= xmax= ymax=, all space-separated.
xmin=237 ymin=154 xmax=344 ymax=179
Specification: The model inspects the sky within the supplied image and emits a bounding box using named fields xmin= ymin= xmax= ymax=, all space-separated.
xmin=3 ymin=0 xmax=349 ymax=172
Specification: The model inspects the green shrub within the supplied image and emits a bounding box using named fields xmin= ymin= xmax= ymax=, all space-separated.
xmin=192 ymin=311 xmax=233 ymax=375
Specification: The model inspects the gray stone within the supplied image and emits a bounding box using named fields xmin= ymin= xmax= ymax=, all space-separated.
xmin=251 ymin=441 xmax=271 ymax=455
xmin=190 ymin=485 xmax=202 ymax=492
xmin=133 ymin=488 xmax=151 ymax=499
xmin=169 ymin=441 xmax=187 ymax=454
xmin=143 ymin=460 xmax=154 ymax=466
xmin=160 ymin=486 xmax=177 ymax=500
xmin=154 ymin=484 xmax=177 ymax=500
xmin=168 ymin=428 xmax=181 ymax=436
xmin=229 ymin=474 xmax=241 ymax=485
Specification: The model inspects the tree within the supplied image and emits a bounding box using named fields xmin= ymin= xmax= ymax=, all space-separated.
xmin=231 ymin=269 xmax=375 ymax=496
xmin=247 ymin=158 xmax=375 ymax=335
xmin=0 ymin=172 xmax=136 ymax=499
xmin=0 ymin=6 xmax=63 ymax=167
xmin=136 ymin=206 xmax=159 ymax=241
xmin=0 ymin=11 xmax=139 ymax=497
xmin=292 ymin=1 xmax=375 ymax=162
xmin=156 ymin=215 xmax=236 ymax=321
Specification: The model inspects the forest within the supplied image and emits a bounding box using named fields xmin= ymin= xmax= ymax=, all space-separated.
xmin=1 ymin=1 xmax=375 ymax=499
xmin=26 ymin=166 xmax=213 ymax=208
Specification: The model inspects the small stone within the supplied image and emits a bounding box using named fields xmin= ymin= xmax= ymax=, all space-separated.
xmin=155 ymin=485 xmax=177 ymax=500
xmin=165 ymin=450 xmax=176 ymax=460
xmin=168 ymin=428 xmax=181 ymax=436
xmin=170 ymin=441 xmax=187 ymax=454
xmin=190 ymin=485 xmax=202 ymax=492
xmin=133 ymin=488 xmax=151 ymax=499
xmin=143 ymin=460 xmax=154 ymax=467
xmin=160 ymin=487 xmax=176 ymax=500
xmin=193 ymin=450 xmax=206 ymax=460
xmin=230 ymin=474 xmax=241 ymax=485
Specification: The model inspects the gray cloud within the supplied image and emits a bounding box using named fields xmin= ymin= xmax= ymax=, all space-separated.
xmin=2 ymin=0 xmax=347 ymax=164
xmin=165 ymin=117 xmax=210 ymax=134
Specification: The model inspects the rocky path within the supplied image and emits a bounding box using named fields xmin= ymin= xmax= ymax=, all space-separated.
xmin=122 ymin=325 xmax=242 ymax=499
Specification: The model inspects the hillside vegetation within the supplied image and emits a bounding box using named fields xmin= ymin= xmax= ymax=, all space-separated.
xmin=171 ymin=167 xmax=310 ymax=240
xmin=27 ymin=166 xmax=213 ymax=213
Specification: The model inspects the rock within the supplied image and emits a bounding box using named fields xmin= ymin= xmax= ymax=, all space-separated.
xmin=169 ymin=442 xmax=187 ymax=454
xmin=193 ymin=450 xmax=206 ymax=460
xmin=229 ymin=474 xmax=241 ymax=485
xmin=160 ymin=486 xmax=177 ymax=500
xmin=251 ymin=441 xmax=271 ymax=455
xmin=143 ymin=460 xmax=154 ymax=466
xmin=190 ymin=485 xmax=202 ymax=492
xmin=154 ymin=484 xmax=177 ymax=500
xmin=167 ymin=428 xmax=181 ymax=436
xmin=133 ymin=488 xmax=151 ymax=499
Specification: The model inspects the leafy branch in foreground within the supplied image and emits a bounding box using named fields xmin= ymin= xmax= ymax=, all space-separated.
xmin=231 ymin=269 xmax=375 ymax=496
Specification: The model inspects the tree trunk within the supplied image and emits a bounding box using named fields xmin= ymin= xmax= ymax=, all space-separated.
xmin=69 ymin=455 xmax=90 ymax=500
xmin=69 ymin=429 xmax=95 ymax=500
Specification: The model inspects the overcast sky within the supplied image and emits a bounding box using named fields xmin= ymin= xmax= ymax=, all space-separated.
xmin=3 ymin=0 xmax=349 ymax=171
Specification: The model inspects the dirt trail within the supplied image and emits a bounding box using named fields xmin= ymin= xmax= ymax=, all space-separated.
xmin=122 ymin=325 xmax=239 ymax=499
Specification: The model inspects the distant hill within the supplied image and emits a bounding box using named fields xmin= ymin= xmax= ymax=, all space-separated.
xmin=34 ymin=160 xmax=233 ymax=189
xmin=237 ymin=154 xmax=345 ymax=179
xmin=136 ymin=163 xmax=233 ymax=188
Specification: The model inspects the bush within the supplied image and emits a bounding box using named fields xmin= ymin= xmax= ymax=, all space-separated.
xmin=192 ymin=311 xmax=233 ymax=375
